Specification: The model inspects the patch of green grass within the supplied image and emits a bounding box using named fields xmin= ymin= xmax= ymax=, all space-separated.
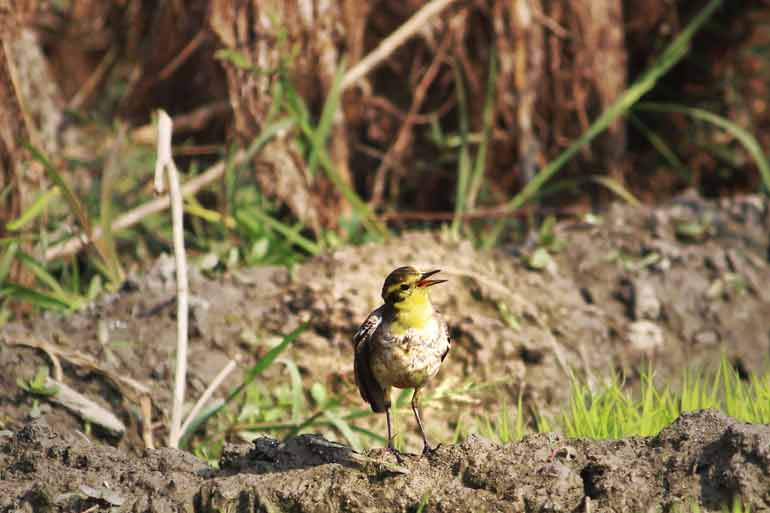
xmin=182 ymin=323 xmax=305 ymax=455
xmin=475 ymin=356 xmax=769 ymax=446
xmin=560 ymin=358 xmax=770 ymax=439
xmin=677 ymin=498 xmax=751 ymax=513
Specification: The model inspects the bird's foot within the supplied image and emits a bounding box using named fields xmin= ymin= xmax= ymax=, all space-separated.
xmin=421 ymin=442 xmax=441 ymax=457
xmin=387 ymin=445 xmax=405 ymax=464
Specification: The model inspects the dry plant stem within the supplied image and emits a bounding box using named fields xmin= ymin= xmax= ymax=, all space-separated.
xmin=130 ymin=101 xmax=230 ymax=145
xmin=25 ymin=338 xmax=64 ymax=381
xmin=154 ymin=110 xmax=189 ymax=450
xmin=44 ymin=149 xmax=235 ymax=261
xmin=4 ymin=337 xmax=151 ymax=399
xmin=158 ymin=29 xmax=208 ymax=81
xmin=45 ymin=377 xmax=127 ymax=436
xmin=140 ymin=395 xmax=155 ymax=450
xmin=340 ymin=0 xmax=459 ymax=91
xmin=178 ymin=358 xmax=237 ymax=441
xmin=6 ymin=337 xmax=156 ymax=448
xmin=69 ymin=47 xmax=117 ymax=109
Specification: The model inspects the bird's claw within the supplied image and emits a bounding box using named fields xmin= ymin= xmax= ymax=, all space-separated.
xmin=387 ymin=445 xmax=405 ymax=464
xmin=421 ymin=442 xmax=441 ymax=457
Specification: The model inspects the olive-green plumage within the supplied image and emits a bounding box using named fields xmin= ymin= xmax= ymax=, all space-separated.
xmin=353 ymin=266 xmax=450 ymax=455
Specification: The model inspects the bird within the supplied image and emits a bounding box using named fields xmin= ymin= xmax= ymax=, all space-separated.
xmin=353 ymin=266 xmax=450 ymax=455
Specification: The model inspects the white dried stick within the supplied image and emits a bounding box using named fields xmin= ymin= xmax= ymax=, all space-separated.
xmin=154 ymin=110 xmax=189 ymax=449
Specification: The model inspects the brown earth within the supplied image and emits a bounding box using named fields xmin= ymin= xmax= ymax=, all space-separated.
xmin=0 ymin=192 xmax=768 ymax=510
xmin=1 ymin=410 xmax=770 ymax=512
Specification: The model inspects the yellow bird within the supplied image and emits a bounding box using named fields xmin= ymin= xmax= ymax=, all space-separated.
xmin=353 ymin=266 xmax=450 ymax=455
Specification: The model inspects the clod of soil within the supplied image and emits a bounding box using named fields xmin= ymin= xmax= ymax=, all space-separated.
xmin=1 ymin=409 xmax=768 ymax=512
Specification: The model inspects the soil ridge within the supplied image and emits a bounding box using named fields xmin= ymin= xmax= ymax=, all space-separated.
xmin=2 ymin=409 xmax=769 ymax=512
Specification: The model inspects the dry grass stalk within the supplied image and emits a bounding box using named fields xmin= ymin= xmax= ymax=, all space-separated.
xmin=153 ymin=110 xmax=189 ymax=449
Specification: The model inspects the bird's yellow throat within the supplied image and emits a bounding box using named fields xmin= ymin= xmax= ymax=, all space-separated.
xmin=391 ymin=288 xmax=434 ymax=335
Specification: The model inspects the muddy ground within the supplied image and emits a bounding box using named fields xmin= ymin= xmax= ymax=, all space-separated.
xmin=1 ymin=192 xmax=769 ymax=511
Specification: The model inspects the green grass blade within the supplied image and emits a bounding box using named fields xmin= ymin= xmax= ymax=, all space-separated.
xmin=307 ymin=62 xmax=345 ymax=178
xmin=15 ymin=251 xmax=65 ymax=295
xmin=99 ymin=130 xmax=124 ymax=284
xmin=6 ymin=187 xmax=61 ymax=232
xmin=323 ymin=408 xmax=361 ymax=452
xmin=482 ymin=0 xmax=723 ymax=249
xmin=0 ymin=284 xmax=72 ymax=311
xmin=270 ymin=70 xmax=388 ymax=239
xmin=628 ymin=113 xmax=689 ymax=179
xmin=450 ymin=61 xmax=471 ymax=239
xmin=591 ymin=176 xmax=642 ymax=207
xmin=466 ymin=49 xmax=497 ymax=213
xmin=0 ymin=242 xmax=19 ymax=284
xmin=279 ymin=358 xmax=306 ymax=423
xmin=242 ymin=118 xmax=296 ymax=162
xmin=180 ymin=323 xmax=306 ymax=445
xmin=282 ymin=408 xmax=328 ymax=440
xmin=227 ymin=323 xmax=307 ymax=404
xmin=315 ymin=148 xmax=389 ymax=239
xmin=350 ymin=425 xmax=387 ymax=444
xmin=635 ymin=102 xmax=770 ymax=193
xmin=26 ymin=144 xmax=121 ymax=284
xmin=236 ymin=207 xmax=321 ymax=255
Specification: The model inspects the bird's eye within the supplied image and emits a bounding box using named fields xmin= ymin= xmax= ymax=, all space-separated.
xmin=400 ymin=284 xmax=410 ymax=291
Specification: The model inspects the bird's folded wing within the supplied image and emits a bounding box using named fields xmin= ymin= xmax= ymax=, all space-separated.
xmin=353 ymin=307 xmax=389 ymax=413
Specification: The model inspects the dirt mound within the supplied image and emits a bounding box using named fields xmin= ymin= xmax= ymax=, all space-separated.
xmin=1 ymin=409 xmax=768 ymax=512
xmin=0 ymin=193 xmax=768 ymax=453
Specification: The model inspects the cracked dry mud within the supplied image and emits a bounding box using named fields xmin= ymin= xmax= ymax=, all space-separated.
xmin=0 ymin=193 xmax=769 ymax=511
xmin=2 ymin=410 xmax=770 ymax=512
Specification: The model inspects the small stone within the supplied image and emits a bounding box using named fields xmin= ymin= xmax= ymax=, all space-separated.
xmin=635 ymin=281 xmax=661 ymax=321
xmin=627 ymin=320 xmax=665 ymax=354
xmin=692 ymin=330 xmax=720 ymax=346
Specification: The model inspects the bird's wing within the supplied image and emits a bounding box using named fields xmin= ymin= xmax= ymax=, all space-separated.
xmin=353 ymin=306 xmax=382 ymax=349
xmin=353 ymin=306 xmax=389 ymax=413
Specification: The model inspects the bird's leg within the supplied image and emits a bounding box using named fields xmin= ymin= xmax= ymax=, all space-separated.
xmin=385 ymin=407 xmax=404 ymax=463
xmin=411 ymin=388 xmax=432 ymax=455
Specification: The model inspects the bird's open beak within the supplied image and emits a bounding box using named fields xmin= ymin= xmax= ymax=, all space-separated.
xmin=417 ymin=269 xmax=447 ymax=288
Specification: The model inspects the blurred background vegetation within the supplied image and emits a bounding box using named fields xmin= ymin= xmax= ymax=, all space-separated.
xmin=0 ymin=0 xmax=768 ymax=316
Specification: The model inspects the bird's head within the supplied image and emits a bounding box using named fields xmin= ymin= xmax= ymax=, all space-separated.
xmin=381 ymin=266 xmax=447 ymax=307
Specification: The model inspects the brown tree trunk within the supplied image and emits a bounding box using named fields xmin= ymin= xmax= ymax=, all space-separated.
xmin=209 ymin=0 xmax=358 ymax=233
xmin=574 ymin=0 xmax=628 ymax=189
xmin=0 ymin=2 xmax=58 ymax=294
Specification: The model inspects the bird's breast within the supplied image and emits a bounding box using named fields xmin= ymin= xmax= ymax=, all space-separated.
xmin=370 ymin=318 xmax=449 ymax=389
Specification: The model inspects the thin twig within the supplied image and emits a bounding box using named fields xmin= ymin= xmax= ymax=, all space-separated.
xmin=370 ymin=32 xmax=452 ymax=207
xmin=363 ymin=94 xmax=457 ymax=124
xmin=154 ymin=110 xmax=189 ymax=449
xmin=140 ymin=395 xmax=155 ymax=450
xmin=158 ymin=29 xmax=208 ymax=81
xmin=178 ymin=358 xmax=237 ymax=441
xmin=531 ymin=4 xmax=569 ymax=39
xmin=340 ymin=0 xmax=459 ymax=91
xmin=69 ymin=48 xmax=117 ymax=109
